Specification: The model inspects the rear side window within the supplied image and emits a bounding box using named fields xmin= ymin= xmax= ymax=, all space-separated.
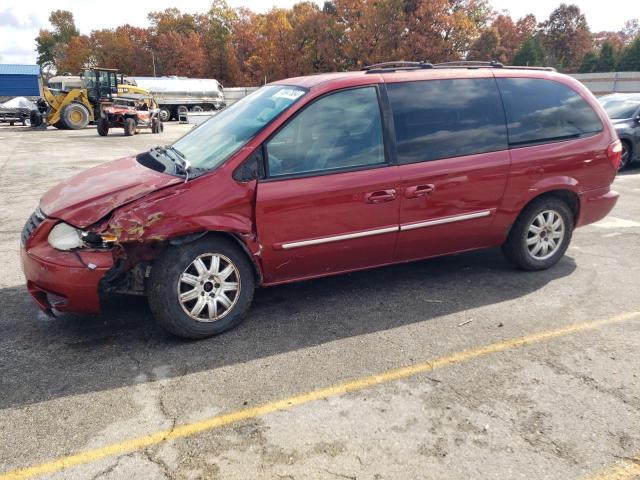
xmin=386 ymin=79 xmax=508 ymax=164
xmin=497 ymin=78 xmax=603 ymax=147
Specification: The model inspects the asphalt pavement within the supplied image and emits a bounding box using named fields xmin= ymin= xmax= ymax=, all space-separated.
xmin=0 ymin=123 xmax=639 ymax=480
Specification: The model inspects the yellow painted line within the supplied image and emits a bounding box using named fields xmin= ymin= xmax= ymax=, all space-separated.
xmin=583 ymin=455 xmax=640 ymax=480
xmin=1 ymin=311 xmax=639 ymax=480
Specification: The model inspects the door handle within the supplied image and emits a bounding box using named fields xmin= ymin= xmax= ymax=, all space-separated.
xmin=405 ymin=184 xmax=435 ymax=198
xmin=365 ymin=189 xmax=397 ymax=203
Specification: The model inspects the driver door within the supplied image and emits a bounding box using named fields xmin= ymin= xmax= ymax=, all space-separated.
xmin=256 ymin=86 xmax=401 ymax=284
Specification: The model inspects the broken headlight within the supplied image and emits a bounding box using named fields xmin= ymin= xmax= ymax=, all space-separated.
xmin=48 ymin=222 xmax=116 ymax=251
xmin=48 ymin=222 xmax=84 ymax=250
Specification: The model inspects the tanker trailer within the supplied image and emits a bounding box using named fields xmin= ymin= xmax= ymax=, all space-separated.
xmin=123 ymin=76 xmax=225 ymax=121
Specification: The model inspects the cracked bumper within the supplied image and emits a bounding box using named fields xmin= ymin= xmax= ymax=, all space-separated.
xmin=20 ymin=243 xmax=114 ymax=314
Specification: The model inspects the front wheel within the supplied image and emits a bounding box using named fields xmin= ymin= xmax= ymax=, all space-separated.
xmin=97 ymin=119 xmax=109 ymax=136
xmin=148 ymin=237 xmax=255 ymax=339
xmin=620 ymin=141 xmax=631 ymax=170
xmin=124 ymin=118 xmax=136 ymax=136
xmin=502 ymin=197 xmax=574 ymax=271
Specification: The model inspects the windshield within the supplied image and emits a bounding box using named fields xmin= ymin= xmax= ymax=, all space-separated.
xmin=170 ymin=85 xmax=307 ymax=171
xmin=601 ymin=99 xmax=640 ymax=119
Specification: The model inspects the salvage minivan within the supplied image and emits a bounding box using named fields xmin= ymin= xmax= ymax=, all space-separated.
xmin=21 ymin=61 xmax=621 ymax=339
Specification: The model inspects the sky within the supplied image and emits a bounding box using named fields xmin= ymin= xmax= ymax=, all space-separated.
xmin=0 ymin=0 xmax=637 ymax=65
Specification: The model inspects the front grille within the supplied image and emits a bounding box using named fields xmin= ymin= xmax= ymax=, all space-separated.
xmin=21 ymin=207 xmax=45 ymax=245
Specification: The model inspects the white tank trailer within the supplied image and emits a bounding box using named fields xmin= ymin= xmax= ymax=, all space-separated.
xmin=124 ymin=77 xmax=226 ymax=121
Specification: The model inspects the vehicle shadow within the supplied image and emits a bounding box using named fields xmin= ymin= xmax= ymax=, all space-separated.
xmin=0 ymin=248 xmax=576 ymax=410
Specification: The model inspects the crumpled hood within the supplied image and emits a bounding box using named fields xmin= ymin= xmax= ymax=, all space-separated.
xmin=40 ymin=155 xmax=181 ymax=228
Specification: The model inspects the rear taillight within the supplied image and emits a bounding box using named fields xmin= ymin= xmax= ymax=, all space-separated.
xmin=607 ymin=140 xmax=622 ymax=171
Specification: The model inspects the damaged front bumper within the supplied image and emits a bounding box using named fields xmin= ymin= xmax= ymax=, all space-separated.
xmin=20 ymin=237 xmax=114 ymax=314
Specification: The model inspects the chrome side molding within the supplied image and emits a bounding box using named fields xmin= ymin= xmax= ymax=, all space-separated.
xmin=279 ymin=210 xmax=493 ymax=249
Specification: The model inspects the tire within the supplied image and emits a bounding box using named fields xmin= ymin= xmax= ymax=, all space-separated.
xmin=61 ymin=102 xmax=90 ymax=129
xmin=124 ymin=118 xmax=136 ymax=136
xmin=177 ymin=105 xmax=189 ymax=115
xmin=502 ymin=196 xmax=574 ymax=271
xmin=620 ymin=141 xmax=631 ymax=170
xmin=158 ymin=108 xmax=171 ymax=122
xmin=30 ymin=111 xmax=42 ymax=127
xmin=148 ymin=236 xmax=255 ymax=339
xmin=22 ymin=117 xmax=31 ymax=127
xmin=97 ymin=119 xmax=109 ymax=136
xmin=151 ymin=118 xmax=164 ymax=134
xmin=192 ymin=105 xmax=204 ymax=112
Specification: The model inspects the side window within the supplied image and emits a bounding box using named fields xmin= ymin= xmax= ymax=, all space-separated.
xmin=497 ymin=78 xmax=603 ymax=147
xmin=266 ymin=87 xmax=386 ymax=177
xmin=386 ymin=79 xmax=508 ymax=164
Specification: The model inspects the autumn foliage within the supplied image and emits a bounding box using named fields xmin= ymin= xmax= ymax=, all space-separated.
xmin=35 ymin=2 xmax=640 ymax=86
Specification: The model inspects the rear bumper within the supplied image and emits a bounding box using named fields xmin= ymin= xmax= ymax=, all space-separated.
xmin=20 ymin=245 xmax=113 ymax=313
xmin=576 ymin=187 xmax=619 ymax=228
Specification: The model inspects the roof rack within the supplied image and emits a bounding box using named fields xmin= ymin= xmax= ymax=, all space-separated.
xmin=434 ymin=60 xmax=504 ymax=68
xmin=362 ymin=60 xmax=556 ymax=73
xmin=433 ymin=60 xmax=556 ymax=72
xmin=363 ymin=61 xmax=434 ymax=73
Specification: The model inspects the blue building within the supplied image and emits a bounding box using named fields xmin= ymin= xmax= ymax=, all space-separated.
xmin=0 ymin=64 xmax=41 ymax=98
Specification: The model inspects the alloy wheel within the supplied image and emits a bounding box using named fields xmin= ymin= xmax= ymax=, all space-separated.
xmin=177 ymin=253 xmax=241 ymax=322
xmin=526 ymin=210 xmax=565 ymax=261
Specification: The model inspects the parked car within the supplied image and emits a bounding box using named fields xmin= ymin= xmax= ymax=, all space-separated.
xmin=21 ymin=61 xmax=621 ymax=339
xmin=598 ymin=93 xmax=640 ymax=170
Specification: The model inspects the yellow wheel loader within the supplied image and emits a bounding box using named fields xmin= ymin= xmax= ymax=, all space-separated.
xmin=35 ymin=68 xmax=149 ymax=130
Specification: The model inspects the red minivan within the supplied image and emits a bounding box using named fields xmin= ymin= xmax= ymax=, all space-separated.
xmin=21 ymin=62 xmax=621 ymax=338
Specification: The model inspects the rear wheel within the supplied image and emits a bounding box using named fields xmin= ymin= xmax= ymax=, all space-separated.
xmin=192 ymin=105 xmax=204 ymax=112
xmin=97 ymin=119 xmax=109 ymax=136
xmin=158 ymin=107 xmax=171 ymax=122
xmin=124 ymin=118 xmax=136 ymax=136
xmin=148 ymin=237 xmax=255 ymax=339
xmin=61 ymin=102 xmax=90 ymax=129
xmin=502 ymin=197 xmax=574 ymax=271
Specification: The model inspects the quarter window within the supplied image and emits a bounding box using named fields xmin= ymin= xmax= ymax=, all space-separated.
xmin=497 ymin=78 xmax=603 ymax=147
xmin=386 ymin=79 xmax=508 ymax=164
xmin=266 ymin=87 xmax=386 ymax=177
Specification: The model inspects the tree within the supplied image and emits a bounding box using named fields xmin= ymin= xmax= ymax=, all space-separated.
xmin=617 ymin=36 xmax=640 ymax=71
xmin=467 ymin=28 xmax=500 ymax=60
xmin=35 ymin=10 xmax=81 ymax=72
xmin=540 ymin=4 xmax=592 ymax=71
xmin=56 ymin=35 xmax=92 ymax=74
xmin=153 ymin=31 xmax=206 ymax=77
xmin=148 ymin=8 xmax=197 ymax=36
xmin=35 ymin=29 xmax=57 ymax=71
xmin=594 ymin=40 xmax=616 ymax=72
xmin=91 ymin=26 xmax=153 ymax=76
xmin=513 ymin=36 xmax=545 ymax=66
xmin=199 ymin=0 xmax=238 ymax=84
xmin=621 ymin=19 xmax=640 ymax=44
xmin=578 ymin=51 xmax=597 ymax=72
xmin=49 ymin=10 xmax=79 ymax=43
